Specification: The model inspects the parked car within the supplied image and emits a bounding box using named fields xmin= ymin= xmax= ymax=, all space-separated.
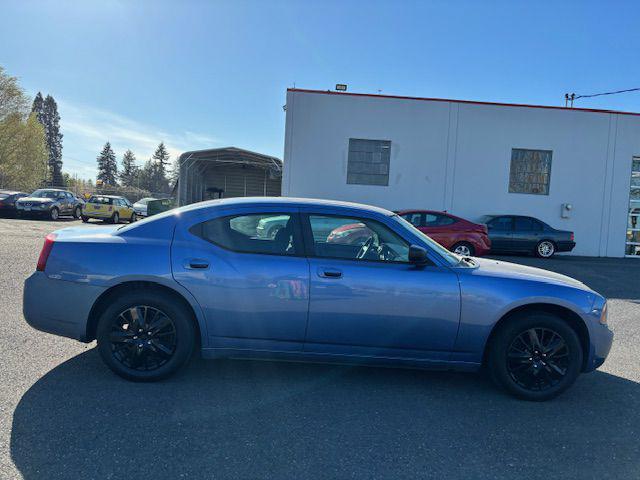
xmin=15 ymin=188 xmax=83 ymax=220
xmin=81 ymin=195 xmax=137 ymax=224
xmin=396 ymin=210 xmax=491 ymax=256
xmin=0 ymin=190 xmax=28 ymax=217
xmin=327 ymin=222 xmax=373 ymax=245
xmin=23 ymin=198 xmax=612 ymax=401
xmin=481 ymin=215 xmax=575 ymax=258
xmin=132 ymin=197 xmax=156 ymax=217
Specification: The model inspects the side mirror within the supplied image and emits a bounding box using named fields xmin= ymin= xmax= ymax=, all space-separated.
xmin=408 ymin=245 xmax=429 ymax=265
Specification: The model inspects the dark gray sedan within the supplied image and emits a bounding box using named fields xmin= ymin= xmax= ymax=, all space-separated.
xmin=481 ymin=215 xmax=575 ymax=258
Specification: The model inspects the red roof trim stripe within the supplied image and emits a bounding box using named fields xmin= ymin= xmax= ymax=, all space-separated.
xmin=287 ymin=88 xmax=640 ymax=117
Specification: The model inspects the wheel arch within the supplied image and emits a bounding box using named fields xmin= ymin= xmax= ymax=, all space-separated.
xmin=482 ymin=303 xmax=590 ymax=371
xmin=85 ymin=281 xmax=205 ymax=350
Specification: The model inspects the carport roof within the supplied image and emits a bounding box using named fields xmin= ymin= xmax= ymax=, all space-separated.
xmin=178 ymin=147 xmax=282 ymax=173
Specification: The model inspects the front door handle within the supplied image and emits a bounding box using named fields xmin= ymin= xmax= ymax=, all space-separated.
xmin=318 ymin=268 xmax=342 ymax=278
xmin=185 ymin=259 xmax=210 ymax=270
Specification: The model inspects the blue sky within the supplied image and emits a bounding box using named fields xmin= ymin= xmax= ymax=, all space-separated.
xmin=2 ymin=0 xmax=639 ymax=179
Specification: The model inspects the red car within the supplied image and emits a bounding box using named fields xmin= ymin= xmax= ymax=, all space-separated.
xmin=396 ymin=210 xmax=491 ymax=256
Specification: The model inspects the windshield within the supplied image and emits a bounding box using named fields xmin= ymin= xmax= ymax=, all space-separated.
xmin=0 ymin=194 xmax=9 ymax=200
xmin=391 ymin=214 xmax=461 ymax=266
xmin=30 ymin=190 xmax=58 ymax=199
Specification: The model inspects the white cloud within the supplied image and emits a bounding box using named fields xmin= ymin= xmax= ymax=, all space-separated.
xmin=57 ymin=100 xmax=219 ymax=179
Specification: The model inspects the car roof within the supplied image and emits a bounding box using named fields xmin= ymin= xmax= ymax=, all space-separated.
xmin=179 ymin=196 xmax=395 ymax=216
xmin=90 ymin=194 xmax=122 ymax=199
xmin=0 ymin=190 xmax=25 ymax=195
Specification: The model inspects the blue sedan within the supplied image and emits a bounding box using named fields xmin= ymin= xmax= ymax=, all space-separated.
xmin=23 ymin=198 xmax=613 ymax=400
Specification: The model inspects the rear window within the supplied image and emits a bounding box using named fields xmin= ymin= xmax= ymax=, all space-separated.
xmin=89 ymin=196 xmax=113 ymax=205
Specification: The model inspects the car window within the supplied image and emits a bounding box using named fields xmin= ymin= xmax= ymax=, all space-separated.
xmin=191 ymin=213 xmax=301 ymax=256
xmin=89 ymin=196 xmax=113 ymax=204
xmin=488 ymin=216 xmax=513 ymax=231
xmin=514 ymin=217 xmax=534 ymax=231
xmin=401 ymin=213 xmax=423 ymax=227
xmin=425 ymin=213 xmax=455 ymax=227
xmin=308 ymin=215 xmax=410 ymax=263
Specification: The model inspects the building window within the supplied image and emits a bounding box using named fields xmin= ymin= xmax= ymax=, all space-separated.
xmin=508 ymin=148 xmax=552 ymax=195
xmin=347 ymin=139 xmax=391 ymax=186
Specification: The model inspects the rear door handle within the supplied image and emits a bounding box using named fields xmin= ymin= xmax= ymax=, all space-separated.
xmin=318 ymin=268 xmax=342 ymax=278
xmin=185 ymin=259 xmax=210 ymax=270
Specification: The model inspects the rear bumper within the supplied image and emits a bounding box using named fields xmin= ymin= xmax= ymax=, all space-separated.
xmin=557 ymin=241 xmax=576 ymax=252
xmin=83 ymin=211 xmax=113 ymax=219
xmin=23 ymin=272 xmax=106 ymax=342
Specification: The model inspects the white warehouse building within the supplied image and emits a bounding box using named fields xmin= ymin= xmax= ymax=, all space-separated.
xmin=282 ymin=88 xmax=640 ymax=258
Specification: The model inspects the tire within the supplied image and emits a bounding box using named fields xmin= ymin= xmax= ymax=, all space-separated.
xmin=130 ymin=212 xmax=137 ymax=223
xmin=111 ymin=212 xmax=120 ymax=224
xmin=536 ymin=240 xmax=555 ymax=258
xmin=487 ymin=312 xmax=583 ymax=401
xmin=81 ymin=215 xmax=89 ymax=223
xmin=96 ymin=290 xmax=196 ymax=382
xmin=73 ymin=206 xmax=82 ymax=219
xmin=452 ymin=242 xmax=475 ymax=256
xmin=49 ymin=207 xmax=59 ymax=221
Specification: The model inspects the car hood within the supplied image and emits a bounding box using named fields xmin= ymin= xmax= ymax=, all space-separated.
xmin=469 ymin=257 xmax=591 ymax=291
xmin=18 ymin=197 xmax=54 ymax=203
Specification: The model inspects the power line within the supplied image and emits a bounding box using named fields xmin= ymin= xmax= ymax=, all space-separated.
xmin=574 ymin=87 xmax=640 ymax=100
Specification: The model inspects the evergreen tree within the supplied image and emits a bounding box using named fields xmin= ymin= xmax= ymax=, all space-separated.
xmin=32 ymin=93 xmax=64 ymax=185
xmin=119 ymin=149 xmax=138 ymax=187
xmin=96 ymin=142 xmax=118 ymax=186
xmin=147 ymin=142 xmax=170 ymax=193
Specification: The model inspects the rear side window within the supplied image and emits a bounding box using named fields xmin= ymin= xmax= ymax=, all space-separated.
xmin=190 ymin=213 xmax=301 ymax=256
xmin=488 ymin=216 xmax=513 ymax=231
xmin=515 ymin=217 xmax=543 ymax=231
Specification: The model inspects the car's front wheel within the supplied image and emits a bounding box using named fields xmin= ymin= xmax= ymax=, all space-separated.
xmin=96 ymin=291 xmax=196 ymax=381
xmin=111 ymin=212 xmax=120 ymax=224
xmin=487 ymin=312 xmax=583 ymax=401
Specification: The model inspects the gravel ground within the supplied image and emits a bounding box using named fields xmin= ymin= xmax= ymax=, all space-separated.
xmin=0 ymin=217 xmax=639 ymax=479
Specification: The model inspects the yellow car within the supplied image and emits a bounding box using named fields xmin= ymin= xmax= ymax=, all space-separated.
xmin=81 ymin=195 xmax=137 ymax=224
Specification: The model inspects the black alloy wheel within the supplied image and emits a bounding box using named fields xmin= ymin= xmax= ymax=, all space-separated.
xmin=488 ymin=312 xmax=582 ymax=401
xmin=96 ymin=290 xmax=196 ymax=381
xmin=506 ymin=327 xmax=569 ymax=391
xmin=109 ymin=306 xmax=177 ymax=371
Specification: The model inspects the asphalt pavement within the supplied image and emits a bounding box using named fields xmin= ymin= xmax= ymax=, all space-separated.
xmin=0 ymin=217 xmax=639 ymax=479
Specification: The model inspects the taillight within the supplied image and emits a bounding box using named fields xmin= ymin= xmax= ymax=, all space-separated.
xmin=37 ymin=233 xmax=57 ymax=272
xmin=570 ymin=233 xmax=575 ymax=241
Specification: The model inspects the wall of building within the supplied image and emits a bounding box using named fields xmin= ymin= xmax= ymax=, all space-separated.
xmin=283 ymin=90 xmax=640 ymax=257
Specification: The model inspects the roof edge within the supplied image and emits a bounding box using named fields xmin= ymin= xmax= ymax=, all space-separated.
xmin=287 ymin=88 xmax=640 ymax=117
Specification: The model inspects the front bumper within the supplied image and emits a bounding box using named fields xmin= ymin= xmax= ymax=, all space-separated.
xmin=16 ymin=204 xmax=52 ymax=215
xmin=23 ymin=272 xmax=106 ymax=342
xmin=584 ymin=323 xmax=614 ymax=372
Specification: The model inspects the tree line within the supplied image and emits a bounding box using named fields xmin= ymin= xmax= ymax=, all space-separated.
xmin=0 ymin=66 xmax=49 ymax=191
xmin=96 ymin=141 xmax=178 ymax=194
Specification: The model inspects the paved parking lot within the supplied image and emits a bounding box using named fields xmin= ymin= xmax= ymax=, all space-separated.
xmin=0 ymin=217 xmax=639 ymax=479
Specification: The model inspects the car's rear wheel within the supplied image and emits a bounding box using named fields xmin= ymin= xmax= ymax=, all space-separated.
xmin=452 ymin=242 xmax=475 ymax=256
xmin=487 ymin=312 xmax=583 ymax=401
xmin=96 ymin=291 xmax=196 ymax=381
xmin=73 ymin=206 xmax=82 ymax=219
xmin=536 ymin=240 xmax=555 ymax=258
xmin=49 ymin=207 xmax=59 ymax=221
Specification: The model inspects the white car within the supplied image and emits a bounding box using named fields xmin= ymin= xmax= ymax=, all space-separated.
xmin=132 ymin=197 xmax=156 ymax=217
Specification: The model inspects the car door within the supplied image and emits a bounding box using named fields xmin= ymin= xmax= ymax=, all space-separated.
xmin=300 ymin=209 xmax=461 ymax=361
xmin=171 ymin=207 xmax=310 ymax=351
xmin=512 ymin=216 xmax=542 ymax=252
xmin=487 ymin=216 xmax=514 ymax=251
